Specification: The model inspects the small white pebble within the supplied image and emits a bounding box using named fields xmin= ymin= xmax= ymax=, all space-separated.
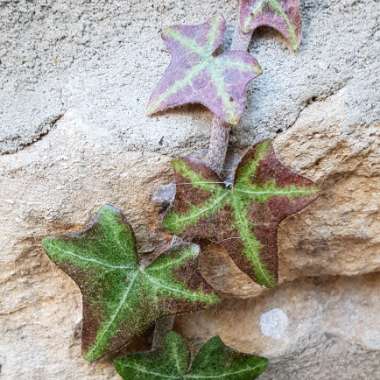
xmin=260 ymin=308 xmax=288 ymax=340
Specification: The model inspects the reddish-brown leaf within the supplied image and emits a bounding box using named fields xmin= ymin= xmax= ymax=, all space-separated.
xmin=43 ymin=205 xmax=219 ymax=362
xmin=163 ymin=140 xmax=318 ymax=288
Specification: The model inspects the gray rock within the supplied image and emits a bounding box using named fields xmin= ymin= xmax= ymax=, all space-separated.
xmin=1 ymin=0 xmax=379 ymax=155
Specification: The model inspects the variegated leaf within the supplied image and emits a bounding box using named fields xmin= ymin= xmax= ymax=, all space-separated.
xmin=115 ymin=332 xmax=268 ymax=379
xmin=163 ymin=141 xmax=319 ymax=288
xmin=147 ymin=15 xmax=262 ymax=125
xmin=42 ymin=205 xmax=219 ymax=362
xmin=240 ymin=0 xmax=302 ymax=51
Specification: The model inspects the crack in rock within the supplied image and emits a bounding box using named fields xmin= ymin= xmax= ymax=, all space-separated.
xmin=288 ymin=82 xmax=348 ymax=130
xmin=0 ymin=114 xmax=64 ymax=155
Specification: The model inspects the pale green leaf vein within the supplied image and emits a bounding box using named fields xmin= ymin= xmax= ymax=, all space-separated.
xmin=207 ymin=64 xmax=239 ymax=124
xmin=185 ymin=362 xmax=266 ymax=378
xmin=85 ymin=271 xmax=139 ymax=361
xmin=231 ymin=195 xmax=275 ymax=288
xmin=164 ymin=28 xmax=205 ymax=56
xmin=144 ymin=273 xmax=216 ymax=303
xmin=164 ymin=191 xmax=229 ymax=234
xmin=121 ymin=363 xmax=181 ymax=379
xmin=47 ymin=245 xmax=132 ymax=271
xmin=148 ymin=60 xmax=209 ymax=114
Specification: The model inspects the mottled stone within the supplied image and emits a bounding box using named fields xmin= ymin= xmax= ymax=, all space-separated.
xmin=275 ymin=90 xmax=380 ymax=283
xmin=176 ymin=274 xmax=380 ymax=380
xmin=0 ymin=0 xmax=379 ymax=379
xmin=0 ymin=113 xmax=170 ymax=379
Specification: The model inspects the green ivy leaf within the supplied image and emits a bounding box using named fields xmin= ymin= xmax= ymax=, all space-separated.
xmin=42 ymin=205 xmax=219 ymax=362
xmin=240 ymin=0 xmax=302 ymax=51
xmin=114 ymin=331 xmax=268 ymax=379
xmin=163 ymin=140 xmax=319 ymax=288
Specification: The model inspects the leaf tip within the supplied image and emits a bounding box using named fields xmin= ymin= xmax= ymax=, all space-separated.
xmin=96 ymin=204 xmax=124 ymax=225
xmin=161 ymin=26 xmax=174 ymax=39
xmin=84 ymin=350 xmax=97 ymax=363
xmin=146 ymin=101 xmax=159 ymax=117
xmin=41 ymin=237 xmax=55 ymax=255
xmin=205 ymin=292 xmax=221 ymax=305
xmin=99 ymin=203 xmax=119 ymax=215
xmin=254 ymin=62 xmax=263 ymax=76
xmin=256 ymin=356 xmax=270 ymax=373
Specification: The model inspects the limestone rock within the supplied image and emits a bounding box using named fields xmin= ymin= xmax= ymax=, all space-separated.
xmin=0 ymin=113 xmax=169 ymax=379
xmin=0 ymin=0 xmax=379 ymax=379
xmin=177 ymin=274 xmax=380 ymax=380
xmin=275 ymin=91 xmax=380 ymax=283
xmin=199 ymin=89 xmax=380 ymax=297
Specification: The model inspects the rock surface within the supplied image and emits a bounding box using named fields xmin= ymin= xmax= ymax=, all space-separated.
xmin=177 ymin=274 xmax=380 ymax=380
xmin=276 ymin=94 xmax=380 ymax=283
xmin=0 ymin=0 xmax=379 ymax=379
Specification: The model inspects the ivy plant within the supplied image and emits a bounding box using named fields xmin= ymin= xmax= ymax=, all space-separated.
xmin=43 ymin=205 xmax=219 ymax=362
xmin=163 ymin=140 xmax=318 ymax=288
xmin=40 ymin=0 xmax=315 ymax=378
xmin=240 ymin=0 xmax=301 ymax=51
xmin=147 ymin=15 xmax=262 ymax=125
xmin=115 ymin=332 xmax=268 ymax=380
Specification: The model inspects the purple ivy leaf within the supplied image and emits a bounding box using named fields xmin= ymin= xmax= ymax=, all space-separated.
xmin=240 ymin=0 xmax=302 ymax=51
xmin=147 ymin=15 xmax=262 ymax=125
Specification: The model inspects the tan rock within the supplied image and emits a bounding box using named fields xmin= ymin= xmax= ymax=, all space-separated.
xmin=198 ymin=89 xmax=380 ymax=298
xmin=1 ymin=91 xmax=378 ymax=379
xmin=0 ymin=0 xmax=379 ymax=378
xmin=0 ymin=112 xmax=170 ymax=379
xmin=176 ymin=274 xmax=380 ymax=379
xmin=275 ymin=89 xmax=380 ymax=283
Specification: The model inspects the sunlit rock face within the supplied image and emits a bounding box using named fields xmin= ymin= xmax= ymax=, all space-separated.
xmin=0 ymin=0 xmax=379 ymax=378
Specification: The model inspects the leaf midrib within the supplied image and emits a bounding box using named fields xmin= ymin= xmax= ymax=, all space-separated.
xmin=86 ymin=270 xmax=140 ymax=360
xmin=144 ymin=272 xmax=213 ymax=302
xmin=123 ymin=361 xmax=265 ymax=379
xmin=167 ymin=191 xmax=229 ymax=231
xmin=234 ymin=185 xmax=315 ymax=198
xmin=52 ymin=247 xmax=134 ymax=270
xmin=230 ymin=194 xmax=275 ymax=287
xmin=185 ymin=362 xmax=265 ymax=378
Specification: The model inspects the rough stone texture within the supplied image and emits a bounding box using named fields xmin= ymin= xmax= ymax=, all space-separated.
xmin=1 ymin=0 xmax=379 ymax=155
xmin=275 ymin=93 xmax=380 ymax=283
xmin=177 ymin=274 xmax=380 ymax=380
xmin=197 ymin=87 xmax=380 ymax=299
xmin=0 ymin=113 xmax=171 ymax=379
xmin=0 ymin=0 xmax=379 ymax=379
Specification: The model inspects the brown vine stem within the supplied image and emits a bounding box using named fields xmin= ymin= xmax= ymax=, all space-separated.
xmin=152 ymin=316 xmax=175 ymax=350
xmin=205 ymin=26 xmax=254 ymax=175
xmin=152 ymin=21 xmax=255 ymax=351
